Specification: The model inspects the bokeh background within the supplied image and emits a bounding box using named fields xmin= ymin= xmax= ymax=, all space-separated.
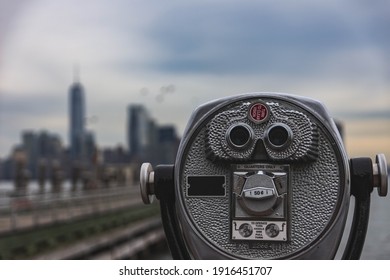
xmin=1 ymin=0 xmax=389 ymax=160
xmin=0 ymin=0 xmax=389 ymax=260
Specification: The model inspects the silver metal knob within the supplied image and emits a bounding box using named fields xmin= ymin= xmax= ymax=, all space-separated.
xmin=140 ymin=162 xmax=155 ymax=204
xmin=373 ymin=154 xmax=388 ymax=197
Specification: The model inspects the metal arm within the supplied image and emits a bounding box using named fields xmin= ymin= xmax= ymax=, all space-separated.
xmin=140 ymin=163 xmax=190 ymax=259
xmin=342 ymin=154 xmax=388 ymax=259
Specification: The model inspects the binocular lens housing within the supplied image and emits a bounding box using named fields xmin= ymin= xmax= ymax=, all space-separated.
xmin=265 ymin=123 xmax=293 ymax=150
xmin=226 ymin=123 xmax=253 ymax=149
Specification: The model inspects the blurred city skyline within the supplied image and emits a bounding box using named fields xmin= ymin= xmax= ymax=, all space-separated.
xmin=0 ymin=0 xmax=389 ymax=161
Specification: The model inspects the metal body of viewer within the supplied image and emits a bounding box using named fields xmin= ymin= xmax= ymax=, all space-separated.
xmin=140 ymin=92 xmax=388 ymax=260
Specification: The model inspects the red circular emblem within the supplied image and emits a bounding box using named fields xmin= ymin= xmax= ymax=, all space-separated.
xmin=249 ymin=103 xmax=269 ymax=123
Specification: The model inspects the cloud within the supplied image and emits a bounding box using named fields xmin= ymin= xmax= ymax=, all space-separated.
xmin=0 ymin=0 xmax=389 ymax=159
xmin=0 ymin=93 xmax=68 ymax=135
xmin=336 ymin=109 xmax=390 ymax=120
xmin=142 ymin=1 xmax=390 ymax=79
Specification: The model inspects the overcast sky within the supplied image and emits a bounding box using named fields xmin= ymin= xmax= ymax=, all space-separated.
xmin=0 ymin=0 xmax=389 ymax=160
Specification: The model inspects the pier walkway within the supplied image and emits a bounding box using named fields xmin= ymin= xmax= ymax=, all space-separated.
xmin=0 ymin=184 xmax=168 ymax=259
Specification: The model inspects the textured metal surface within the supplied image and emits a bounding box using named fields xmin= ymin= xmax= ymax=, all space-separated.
xmin=179 ymin=97 xmax=344 ymax=259
xmin=205 ymin=101 xmax=319 ymax=162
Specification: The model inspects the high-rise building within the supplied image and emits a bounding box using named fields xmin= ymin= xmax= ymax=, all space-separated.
xmin=84 ymin=130 xmax=97 ymax=162
xmin=157 ymin=125 xmax=179 ymax=163
xmin=127 ymin=104 xmax=152 ymax=157
xmin=22 ymin=131 xmax=38 ymax=176
xmin=20 ymin=130 xmax=64 ymax=178
xmin=127 ymin=104 xmax=179 ymax=164
xmin=69 ymin=79 xmax=85 ymax=161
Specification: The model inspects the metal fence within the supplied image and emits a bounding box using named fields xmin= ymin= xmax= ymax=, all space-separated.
xmin=0 ymin=185 xmax=142 ymax=234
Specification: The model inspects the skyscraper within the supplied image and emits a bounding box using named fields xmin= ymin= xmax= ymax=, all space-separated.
xmin=69 ymin=78 xmax=85 ymax=161
xmin=127 ymin=104 xmax=179 ymax=164
xmin=127 ymin=104 xmax=151 ymax=157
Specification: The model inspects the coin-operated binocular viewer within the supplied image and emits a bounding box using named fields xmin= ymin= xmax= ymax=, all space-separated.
xmin=140 ymin=92 xmax=388 ymax=259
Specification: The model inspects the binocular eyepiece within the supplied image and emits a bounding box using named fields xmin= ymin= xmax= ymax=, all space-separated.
xmin=140 ymin=92 xmax=388 ymax=259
